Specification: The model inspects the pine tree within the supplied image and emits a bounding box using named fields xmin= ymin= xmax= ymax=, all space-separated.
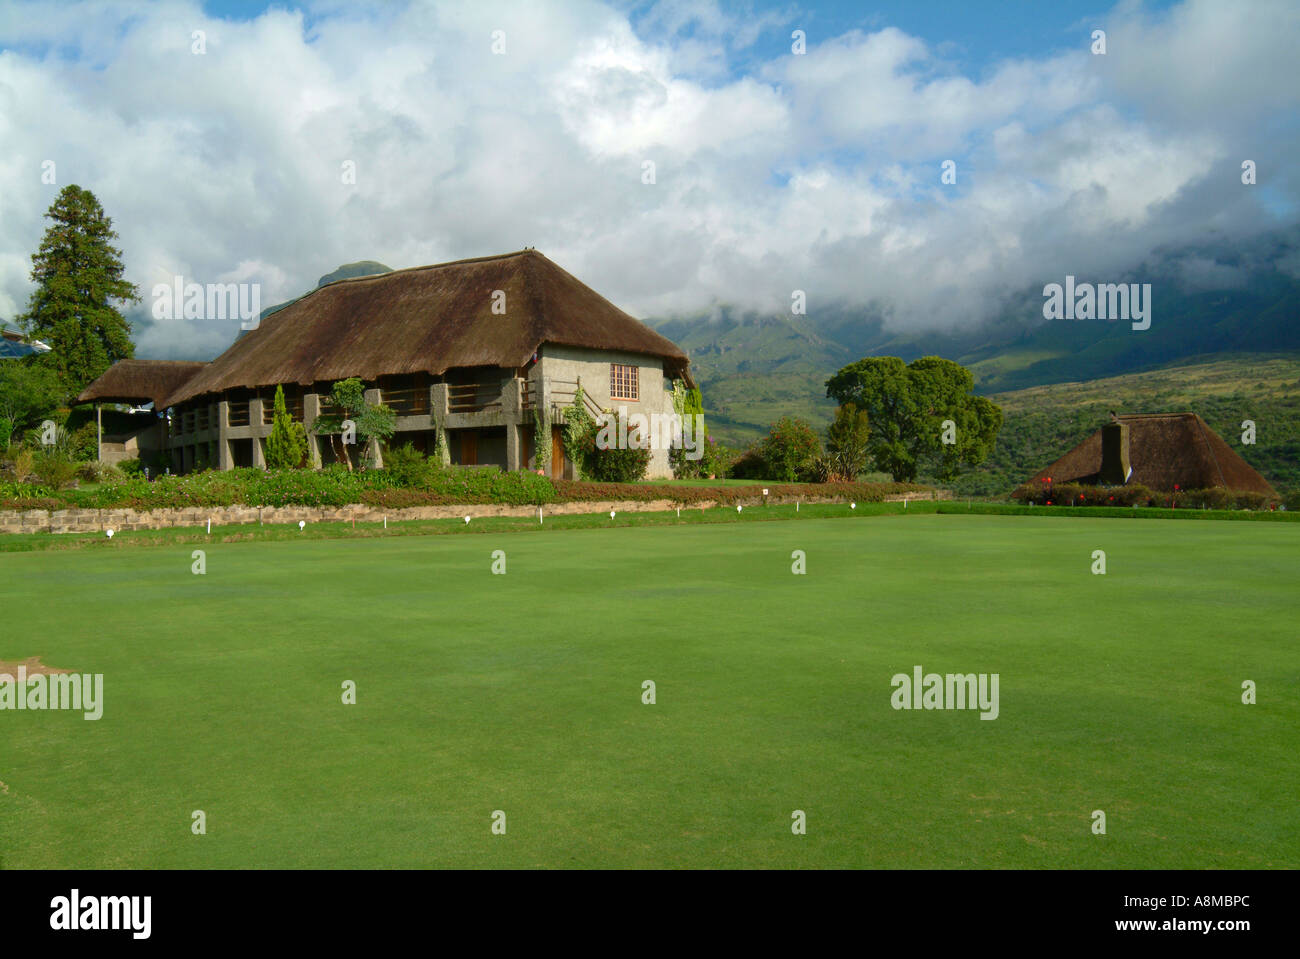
xmin=265 ymin=385 xmax=309 ymax=469
xmin=19 ymin=185 xmax=140 ymax=397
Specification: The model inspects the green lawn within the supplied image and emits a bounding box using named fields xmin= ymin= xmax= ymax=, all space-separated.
xmin=1 ymin=512 xmax=1296 ymax=868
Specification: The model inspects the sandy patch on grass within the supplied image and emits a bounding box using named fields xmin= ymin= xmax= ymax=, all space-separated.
xmin=0 ymin=657 xmax=73 ymax=677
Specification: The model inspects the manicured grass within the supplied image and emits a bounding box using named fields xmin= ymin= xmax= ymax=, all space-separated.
xmin=1 ymin=499 xmax=1295 ymax=557
xmin=0 ymin=512 xmax=1296 ymax=868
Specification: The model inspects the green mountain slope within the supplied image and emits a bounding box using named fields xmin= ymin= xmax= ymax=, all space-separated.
xmin=652 ymin=310 xmax=851 ymax=443
xmin=651 ymin=228 xmax=1300 ymax=450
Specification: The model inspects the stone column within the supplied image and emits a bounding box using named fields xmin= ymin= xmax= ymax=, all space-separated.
xmin=503 ymin=377 xmax=523 ymax=471
xmin=430 ymin=383 xmax=450 ymax=465
xmin=304 ymin=393 xmax=322 ymax=468
xmin=250 ymin=398 xmax=266 ymax=468
xmin=217 ymin=400 xmax=232 ymax=470
xmin=363 ymin=387 xmax=383 ymax=468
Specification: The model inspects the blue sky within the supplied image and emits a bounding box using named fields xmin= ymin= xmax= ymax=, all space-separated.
xmin=0 ymin=0 xmax=1294 ymax=357
xmin=195 ymin=1 xmax=1178 ymax=71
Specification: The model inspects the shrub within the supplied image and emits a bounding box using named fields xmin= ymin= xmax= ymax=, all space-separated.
xmin=69 ymin=422 xmax=99 ymax=461
xmin=32 ymin=451 xmax=78 ymax=490
xmin=569 ymin=410 xmax=650 ymax=483
xmin=758 ymin=416 xmax=821 ymax=482
xmin=76 ymin=460 xmax=125 ymax=483
xmin=7 ymin=447 xmax=36 ymax=483
xmin=729 ymin=446 xmax=767 ymax=479
xmin=380 ymin=443 xmax=437 ymax=489
xmin=1232 ymin=491 xmax=1274 ymax=511
xmin=805 ymin=455 xmax=834 ymax=484
xmin=586 ymin=442 xmax=650 ymax=483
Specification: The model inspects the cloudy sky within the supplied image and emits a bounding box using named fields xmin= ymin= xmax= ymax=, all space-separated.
xmin=0 ymin=0 xmax=1296 ymax=359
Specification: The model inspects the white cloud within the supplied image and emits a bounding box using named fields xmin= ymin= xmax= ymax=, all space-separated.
xmin=0 ymin=0 xmax=1293 ymax=358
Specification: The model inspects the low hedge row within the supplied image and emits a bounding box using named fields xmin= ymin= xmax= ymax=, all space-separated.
xmin=550 ymin=480 xmax=928 ymax=504
xmin=1011 ymin=481 xmax=1280 ymax=510
xmin=0 ymin=467 xmax=928 ymax=512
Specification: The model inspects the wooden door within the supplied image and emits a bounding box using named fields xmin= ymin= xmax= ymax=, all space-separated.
xmin=551 ymin=425 xmax=565 ymax=477
xmin=462 ymin=431 xmax=477 ymax=465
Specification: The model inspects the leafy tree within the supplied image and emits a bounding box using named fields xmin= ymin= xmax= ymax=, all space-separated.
xmin=669 ymin=383 xmax=708 ymax=479
xmin=310 ymin=377 xmax=396 ymax=470
xmin=826 ymin=402 xmax=871 ymax=480
xmin=759 ymin=416 xmax=821 ymax=482
xmin=0 ymin=360 xmax=64 ymax=449
xmin=18 ymin=185 xmax=139 ymax=396
xmin=265 ymin=385 xmax=309 ymax=469
xmin=825 ymin=356 xmax=1002 ymax=481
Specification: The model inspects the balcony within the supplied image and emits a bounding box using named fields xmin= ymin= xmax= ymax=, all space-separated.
xmin=382 ymin=386 xmax=429 ymax=416
xmin=262 ymin=395 xmax=304 ymax=424
xmin=447 ymin=382 xmax=504 ymax=414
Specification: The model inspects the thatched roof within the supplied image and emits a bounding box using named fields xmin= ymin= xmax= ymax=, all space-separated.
xmin=1031 ymin=413 xmax=1276 ymax=494
xmin=77 ymin=359 xmax=208 ymax=406
xmin=161 ymin=250 xmax=691 ymax=407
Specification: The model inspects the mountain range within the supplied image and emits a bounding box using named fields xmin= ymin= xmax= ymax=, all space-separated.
xmin=653 ymin=227 xmax=1300 ymax=446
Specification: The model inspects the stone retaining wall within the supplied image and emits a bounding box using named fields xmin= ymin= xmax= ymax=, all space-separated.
xmin=0 ymin=490 xmax=948 ymax=535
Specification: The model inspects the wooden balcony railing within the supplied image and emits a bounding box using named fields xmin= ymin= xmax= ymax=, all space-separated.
xmin=447 ymin=383 xmax=504 ymax=414
xmin=548 ymin=380 xmax=605 ymax=420
xmin=227 ymin=402 xmax=250 ymax=427
xmin=382 ymin=387 xmax=429 ymax=416
xmin=262 ymin=395 xmax=303 ymax=424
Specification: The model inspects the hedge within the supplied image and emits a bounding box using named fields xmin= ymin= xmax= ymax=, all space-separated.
xmin=1011 ymin=482 xmax=1280 ymax=510
xmin=0 ymin=467 xmax=925 ymax=512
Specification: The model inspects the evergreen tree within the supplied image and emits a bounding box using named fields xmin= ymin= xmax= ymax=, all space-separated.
xmin=265 ymin=385 xmax=309 ymax=469
xmin=19 ymin=185 xmax=140 ymax=396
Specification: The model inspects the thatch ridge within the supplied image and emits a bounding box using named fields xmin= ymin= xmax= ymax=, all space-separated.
xmin=159 ymin=249 xmax=689 ymax=407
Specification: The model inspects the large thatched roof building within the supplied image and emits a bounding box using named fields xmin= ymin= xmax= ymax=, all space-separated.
xmin=1031 ymin=413 xmax=1276 ymax=495
xmin=78 ymin=250 xmax=693 ymax=477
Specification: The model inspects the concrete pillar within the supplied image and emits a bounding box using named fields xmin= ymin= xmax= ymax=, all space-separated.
xmin=503 ymin=377 xmax=523 ymax=471
xmin=364 ymin=387 xmax=383 ymax=468
xmin=430 ymin=383 xmax=450 ymax=465
xmin=250 ymin=398 xmax=266 ymax=468
xmin=430 ymin=383 xmax=449 ymax=419
xmin=304 ymin=393 xmax=322 ymax=468
xmin=217 ymin=400 xmax=232 ymax=470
